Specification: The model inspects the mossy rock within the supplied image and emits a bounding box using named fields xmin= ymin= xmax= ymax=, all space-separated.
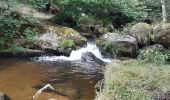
xmin=153 ymin=23 xmax=170 ymax=48
xmin=96 ymin=33 xmax=138 ymax=58
xmin=37 ymin=26 xmax=86 ymax=55
xmin=52 ymin=27 xmax=87 ymax=47
xmin=130 ymin=23 xmax=152 ymax=47
xmin=52 ymin=27 xmax=79 ymax=36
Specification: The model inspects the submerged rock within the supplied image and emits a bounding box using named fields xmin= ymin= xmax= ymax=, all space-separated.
xmin=0 ymin=92 xmax=4 ymax=100
xmin=130 ymin=23 xmax=152 ymax=47
xmin=0 ymin=92 xmax=10 ymax=100
xmin=153 ymin=23 xmax=170 ymax=48
xmin=81 ymin=52 xmax=106 ymax=65
xmin=96 ymin=33 xmax=138 ymax=58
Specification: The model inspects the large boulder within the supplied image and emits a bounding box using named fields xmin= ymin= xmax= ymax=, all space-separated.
xmin=130 ymin=23 xmax=152 ymax=47
xmin=37 ymin=26 xmax=87 ymax=55
xmin=96 ymin=33 xmax=138 ymax=58
xmin=153 ymin=23 xmax=170 ymax=48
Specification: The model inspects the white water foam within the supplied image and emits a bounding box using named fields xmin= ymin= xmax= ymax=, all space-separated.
xmin=38 ymin=42 xmax=112 ymax=63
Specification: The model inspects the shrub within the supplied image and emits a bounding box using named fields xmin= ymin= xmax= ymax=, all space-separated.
xmin=0 ymin=10 xmax=37 ymax=49
xmin=27 ymin=0 xmax=46 ymax=9
xmin=139 ymin=49 xmax=168 ymax=65
xmin=102 ymin=41 xmax=116 ymax=56
xmin=6 ymin=45 xmax=26 ymax=54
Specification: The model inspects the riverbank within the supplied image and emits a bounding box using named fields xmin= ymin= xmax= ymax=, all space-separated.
xmin=95 ymin=60 xmax=170 ymax=100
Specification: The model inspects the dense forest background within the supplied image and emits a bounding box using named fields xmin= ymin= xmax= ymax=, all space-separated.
xmin=0 ymin=0 xmax=170 ymax=52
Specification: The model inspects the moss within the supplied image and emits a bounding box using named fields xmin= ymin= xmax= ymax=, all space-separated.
xmin=51 ymin=26 xmax=79 ymax=36
xmin=59 ymin=39 xmax=75 ymax=49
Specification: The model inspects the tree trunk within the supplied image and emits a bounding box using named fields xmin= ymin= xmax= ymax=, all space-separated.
xmin=5 ymin=0 xmax=10 ymax=9
xmin=161 ymin=0 xmax=167 ymax=22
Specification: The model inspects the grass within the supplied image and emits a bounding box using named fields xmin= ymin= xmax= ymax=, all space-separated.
xmin=95 ymin=60 xmax=170 ymax=100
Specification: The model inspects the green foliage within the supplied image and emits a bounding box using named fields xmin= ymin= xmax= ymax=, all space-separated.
xmin=0 ymin=37 xmax=6 ymax=49
xmin=139 ymin=49 xmax=168 ymax=65
xmin=23 ymin=28 xmax=37 ymax=41
xmin=53 ymin=0 xmax=152 ymax=28
xmin=140 ymin=0 xmax=161 ymax=21
xmin=0 ymin=11 xmax=24 ymax=39
xmin=78 ymin=15 xmax=103 ymax=26
xmin=102 ymin=41 xmax=115 ymax=55
xmin=27 ymin=0 xmax=46 ymax=9
xmin=59 ymin=39 xmax=75 ymax=49
xmin=0 ymin=10 xmax=37 ymax=50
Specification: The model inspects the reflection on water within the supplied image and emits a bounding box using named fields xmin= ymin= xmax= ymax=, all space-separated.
xmin=0 ymin=58 xmax=103 ymax=100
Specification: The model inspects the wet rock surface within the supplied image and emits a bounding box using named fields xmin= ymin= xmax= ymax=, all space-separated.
xmin=96 ymin=32 xmax=138 ymax=58
xmin=81 ymin=52 xmax=106 ymax=65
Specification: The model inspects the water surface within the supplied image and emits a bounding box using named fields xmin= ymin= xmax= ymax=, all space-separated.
xmin=0 ymin=58 xmax=103 ymax=100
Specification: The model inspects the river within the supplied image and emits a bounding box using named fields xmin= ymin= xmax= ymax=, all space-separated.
xmin=0 ymin=42 xmax=112 ymax=100
xmin=0 ymin=57 xmax=104 ymax=100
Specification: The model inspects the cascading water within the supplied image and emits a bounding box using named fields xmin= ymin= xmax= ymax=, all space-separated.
xmin=38 ymin=42 xmax=112 ymax=63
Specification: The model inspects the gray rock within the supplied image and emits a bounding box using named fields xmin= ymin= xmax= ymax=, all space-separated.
xmin=130 ymin=23 xmax=152 ymax=47
xmin=97 ymin=33 xmax=138 ymax=58
xmin=36 ymin=27 xmax=87 ymax=55
xmin=153 ymin=23 xmax=170 ymax=48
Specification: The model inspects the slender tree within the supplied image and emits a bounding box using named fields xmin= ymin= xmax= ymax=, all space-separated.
xmin=5 ymin=0 xmax=10 ymax=9
xmin=161 ymin=0 xmax=167 ymax=22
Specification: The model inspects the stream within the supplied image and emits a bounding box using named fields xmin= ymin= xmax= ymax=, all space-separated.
xmin=0 ymin=43 xmax=111 ymax=100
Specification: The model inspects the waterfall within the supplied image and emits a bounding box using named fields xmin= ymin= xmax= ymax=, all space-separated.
xmin=37 ymin=42 xmax=111 ymax=63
